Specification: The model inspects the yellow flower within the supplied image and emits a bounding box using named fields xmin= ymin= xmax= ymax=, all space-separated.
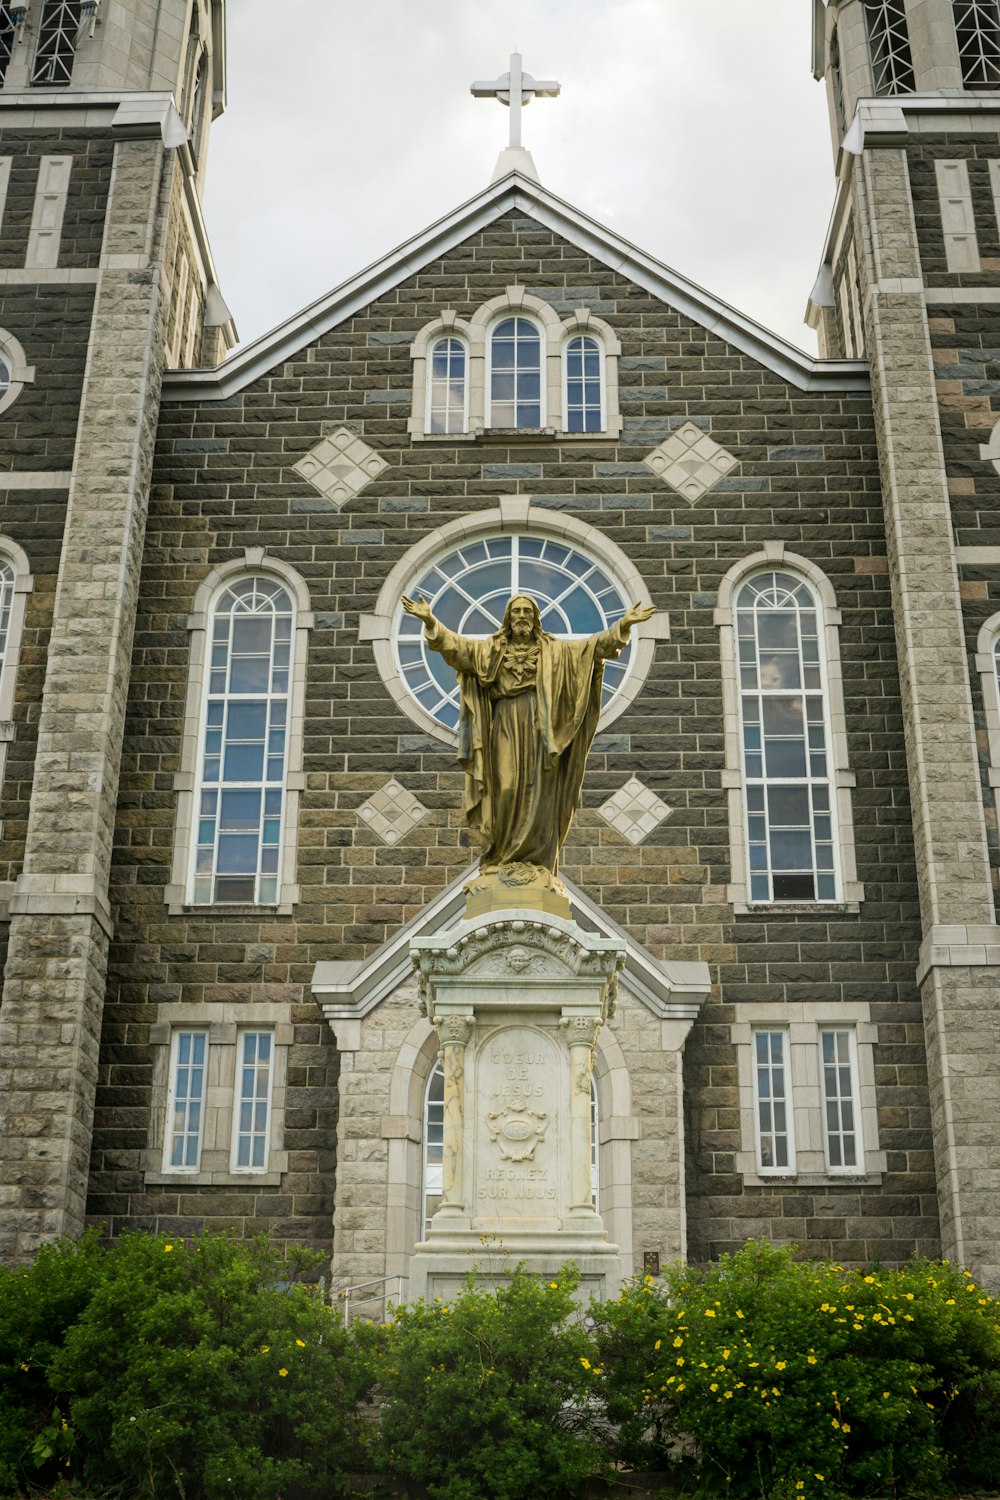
xmin=946 ymin=1298 xmax=955 ymax=1305
xmin=19 ymin=1362 xmax=28 ymax=1371
xmin=676 ymin=1357 xmax=685 ymax=1367
xmin=796 ymin=1483 xmax=805 ymax=1491
xmin=776 ymin=1361 xmax=786 ymax=1371
xmin=736 ymin=1309 xmax=744 ymax=1319
xmin=260 ymin=1345 xmax=270 ymax=1354
xmin=724 ymin=1390 xmax=733 ymax=1399
xmin=673 ymin=1335 xmax=683 ymax=1347
xmin=710 ymin=1382 xmax=719 ymax=1392
xmin=580 ymin=1357 xmax=591 ymax=1370
xmin=704 ymin=1308 xmax=716 ymax=1318
xmin=842 ymin=1422 xmax=851 ymax=1433
xmin=164 ymin=1244 xmax=173 ymax=1253
xmin=654 ymin=1339 xmax=661 ymax=1350
xmin=815 ymin=1475 xmax=825 ymax=1482
xmin=278 ymin=1368 xmax=288 ymax=1378
xmin=549 ymin=1282 xmax=558 ymax=1289
xmin=883 ymin=1392 xmax=890 ymax=1399
xmin=807 ymin=1355 xmax=817 ymax=1365
xmin=295 ymin=1339 xmax=306 ymax=1348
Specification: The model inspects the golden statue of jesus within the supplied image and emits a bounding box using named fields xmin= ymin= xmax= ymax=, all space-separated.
xmin=401 ymin=593 xmax=655 ymax=884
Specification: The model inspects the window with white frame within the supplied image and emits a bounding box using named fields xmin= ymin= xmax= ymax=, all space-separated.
xmin=165 ymin=1029 xmax=208 ymax=1171
xmin=954 ymin=1 xmax=1000 ymax=86
xmin=168 ymin=553 xmax=311 ymax=915
xmin=424 ymin=1062 xmax=444 ymax=1232
xmin=31 ymin=0 xmax=80 ymax=86
xmin=146 ymin=1007 xmax=291 ymax=1185
xmin=736 ymin=570 xmax=838 ymax=903
xmin=193 ymin=575 xmax=292 ymax=905
xmin=732 ymin=1004 xmax=885 ymax=1187
xmin=0 ymin=540 xmax=32 ymax=820
xmin=862 ymin=0 xmax=916 ymax=94
xmin=395 ymin=532 xmax=634 ymax=732
xmin=752 ymin=1029 xmax=794 ymax=1173
xmin=407 ymin=291 xmax=622 ymax=441
xmin=0 ymin=330 xmax=36 ymax=416
xmin=820 ymin=1027 xmax=861 ymax=1171
xmin=427 ymin=336 xmax=467 ymax=435
xmin=973 ymin=613 xmax=1000 ymax=805
xmin=489 ymin=316 xmax=543 ymax=428
xmin=564 ymin=334 xmax=603 ymax=433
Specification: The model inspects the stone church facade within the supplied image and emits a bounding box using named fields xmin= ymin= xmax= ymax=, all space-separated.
xmin=0 ymin=0 xmax=998 ymax=1303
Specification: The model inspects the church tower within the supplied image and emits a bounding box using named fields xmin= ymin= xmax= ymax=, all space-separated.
xmin=0 ymin=1 xmax=234 ymax=1258
xmin=810 ymin=0 xmax=1000 ymax=1280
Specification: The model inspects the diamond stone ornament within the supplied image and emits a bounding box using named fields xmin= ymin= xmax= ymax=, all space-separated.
xmin=598 ymin=776 xmax=672 ymax=845
xmin=358 ymin=779 xmax=428 ymax=846
xmin=642 ymin=421 xmax=737 ymax=502
xmin=292 ymin=427 xmax=388 ymax=508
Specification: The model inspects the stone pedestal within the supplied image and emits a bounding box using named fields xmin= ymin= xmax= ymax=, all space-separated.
xmin=407 ymin=908 xmax=625 ymax=1302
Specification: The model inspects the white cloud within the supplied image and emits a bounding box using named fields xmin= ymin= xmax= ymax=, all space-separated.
xmin=204 ymin=0 xmax=833 ymax=353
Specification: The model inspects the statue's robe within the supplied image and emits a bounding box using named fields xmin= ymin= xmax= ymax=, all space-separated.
xmin=426 ymin=621 xmax=628 ymax=874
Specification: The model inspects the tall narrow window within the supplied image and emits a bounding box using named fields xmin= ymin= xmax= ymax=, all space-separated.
xmin=0 ymin=6 xmax=15 ymax=86
xmin=737 ymin=571 xmax=837 ymax=902
xmin=232 ymin=1030 xmax=273 ymax=1170
xmin=165 ymin=1030 xmax=208 ymax=1171
xmin=820 ymin=1028 xmax=861 ymax=1171
xmin=590 ymin=1075 xmax=599 ymax=1210
xmin=31 ymin=1 xmax=81 ymax=86
xmin=954 ymin=1 xmax=1000 ymax=85
xmin=0 ymin=557 xmax=16 ymax=687
xmin=424 ymin=1062 xmax=444 ymax=1231
xmin=564 ymin=335 xmax=603 ymax=433
xmin=863 ymin=0 xmax=915 ymax=94
xmin=753 ymin=1030 xmax=793 ymax=1173
xmin=192 ymin=576 xmax=293 ymax=905
xmin=489 ymin=317 xmax=542 ymax=427
xmin=428 ymin=337 xmax=467 ymax=434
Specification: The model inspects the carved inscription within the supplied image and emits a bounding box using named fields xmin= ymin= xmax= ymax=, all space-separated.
xmin=476 ymin=1026 xmax=560 ymax=1216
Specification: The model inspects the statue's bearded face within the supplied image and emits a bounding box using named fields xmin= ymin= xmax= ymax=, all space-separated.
xmin=506 ymin=597 xmax=538 ymax=641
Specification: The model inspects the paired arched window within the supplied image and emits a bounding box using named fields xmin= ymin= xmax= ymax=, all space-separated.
xmin=718 ymin=549 xmax=863 ymax=912
xmin=167 ymin=554 xmax=312 ymax=914
xmin=411 ymin=291 xmax=622 ymax=441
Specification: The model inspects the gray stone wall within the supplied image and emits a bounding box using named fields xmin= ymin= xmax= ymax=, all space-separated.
xmin=0 ymin=131 xmax=112 ymax=270
xmin=93 ymin=211 xmax=938 ymax=1264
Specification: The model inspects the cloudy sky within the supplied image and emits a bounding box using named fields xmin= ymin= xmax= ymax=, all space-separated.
xmin=203 ymin=0 xmax=834 ymax=355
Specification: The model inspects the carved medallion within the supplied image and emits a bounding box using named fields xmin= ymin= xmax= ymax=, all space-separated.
xmin=487 ymin=1091 xmax=548 ymax=1162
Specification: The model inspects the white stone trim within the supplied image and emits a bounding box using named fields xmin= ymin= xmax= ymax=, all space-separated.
xmin=935 ymin=159 xmax=980 ymax=274
xmin=0 ymin=159 xmax=11 ymax=242
xmin=165 ymin=549 xmax=314 ymax=915
xmin=359 ymin=497 xmax=669 ymax=746
xmin=26 ymin=154 xmax=72 ymax=270
xmin=714 ymin=545 xmax=863 ymax=913
xmin=143 ymin=1002 xmax=293 ymax=1186
xmin=0 ymin=329 xmax=36 ymax=417
xmin=730 ymin=1000 xmax=886 ymax=1188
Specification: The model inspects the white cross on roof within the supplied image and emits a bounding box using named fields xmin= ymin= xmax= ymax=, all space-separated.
xmin=471 ymin=52 xmax=561 ymax=151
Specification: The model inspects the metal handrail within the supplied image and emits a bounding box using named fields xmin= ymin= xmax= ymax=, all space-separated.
xmin=336 ymin=1273 xmax=404 ymax=1326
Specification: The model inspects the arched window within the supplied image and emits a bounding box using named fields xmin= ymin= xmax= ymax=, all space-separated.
xmin=717 ymin=548 xmax=862 ymax=912
xmin=862 ymin=0 xmax=915 ymax=94
xmin=954 ymin=1 xmax=1000 ymax=86
xmin=488 ymin=316 xmax=542 ymax=428
xmin=564 ymin=334 xmax=603 ymax=433
xmin=168 ymin=553 xmax=312 ymax=915
xmin=0 ymin=539 xmax=32 ymax=812
xmin=735 ymin=570 xmax=837 ymax=902
xmin=423 ymin=1062 xmax=444 ymax=1232
xmin=191 ymin=575 xmax=293 ymax=905
xmin=427 ymin=336 xmax=467 ymax=434
xmin=396 ymin=532 xmax=634 ymax=732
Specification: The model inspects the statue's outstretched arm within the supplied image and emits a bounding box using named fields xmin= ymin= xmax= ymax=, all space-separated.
xmin=401 ymin=593 xmax=438 ymax=631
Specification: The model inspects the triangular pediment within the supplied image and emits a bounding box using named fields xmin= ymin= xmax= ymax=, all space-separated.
xmin=163 ymin=172 xmax=868 ymax=403
xmin=311 ymin=864 xmax=711 ymax=1023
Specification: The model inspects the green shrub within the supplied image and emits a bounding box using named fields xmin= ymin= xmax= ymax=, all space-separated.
xmin=374 ymin=1265 xmax=603 ymax=1500
xmin=591 ymin=1240 xmax=1000 ymax=1498
xmin=0 ymin=1231 xmax=374 ymax=1500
